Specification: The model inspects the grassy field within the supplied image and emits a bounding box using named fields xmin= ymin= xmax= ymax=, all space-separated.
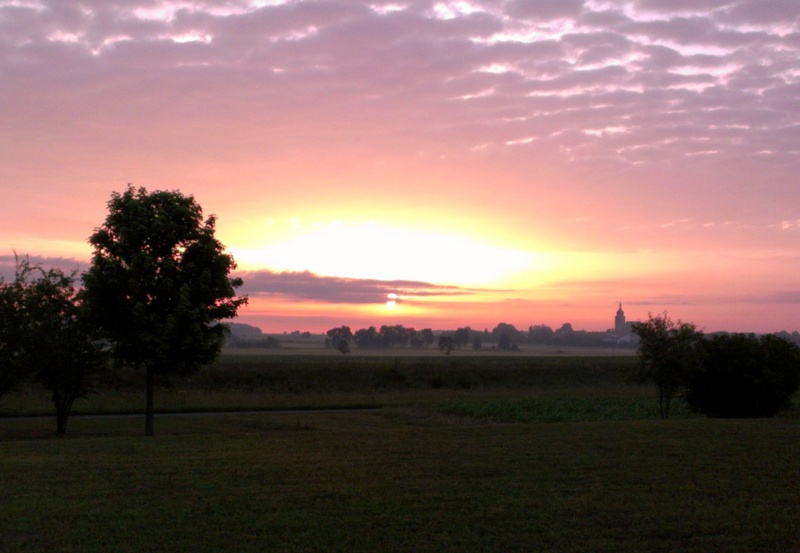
xmin=0 ymin=352 xmax=647 ymax=418
xmin=226 ymin=341 xmax=639 ymax=357
xmin=2 ymin=353 xmax=799 ymax=552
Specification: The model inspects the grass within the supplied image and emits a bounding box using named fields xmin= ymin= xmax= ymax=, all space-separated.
xmin=2 ymin=353 xmax=799 ymax=552
xmin=1 ymin=412 xmax=799 ymax=552
xmin=0 ymin=353 xmax=646 ymax=417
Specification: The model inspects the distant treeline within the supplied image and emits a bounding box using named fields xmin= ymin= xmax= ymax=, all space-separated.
xmin=225 ymin=322 xmax=800 ymax=352
xmin=225 ymin=322 xmax=641 ymax=351
xmin=324 ymin=323 xmax=636 ymax=352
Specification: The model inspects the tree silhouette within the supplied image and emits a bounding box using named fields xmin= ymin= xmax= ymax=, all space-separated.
xmin=632 ymin=312 xmax=703 ymax=419
xmin=685 ymin=333 xmax=800 ymax=418
xmin=0 ymin=257 xmax=28 ymax=403
xmin=82 ymin=186 xmax=246 ymax=436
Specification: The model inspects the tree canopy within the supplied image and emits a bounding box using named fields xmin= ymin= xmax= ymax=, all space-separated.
xmin=82 ymin=186 xmax=247 ymax=435
xmin=0 ymin=255 xmax=106 ymax=433
xmin=21 ymin=263 xmax=107 ymax=433
xmin=0 ymin=261 xmax=26 ymax=402
xmin=632 ymin=313 xmax=704 ymax=419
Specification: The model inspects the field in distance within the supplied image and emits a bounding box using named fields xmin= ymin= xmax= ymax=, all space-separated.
xmin=225 ymin=336 xmax=637 ymax=357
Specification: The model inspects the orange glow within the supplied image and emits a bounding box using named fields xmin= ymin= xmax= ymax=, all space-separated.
xmin=229 ymin=218 xmax=536 ymax=286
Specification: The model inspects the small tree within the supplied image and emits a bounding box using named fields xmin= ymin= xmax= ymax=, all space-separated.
xmin=472 ymin=335 xmax=482 ymax=351
xmin=420 ymin=328 xmax=435 ymax=348
xmin=453 ymin=327 xmax=471 ymax=348
xmin=326 ymin=326 xmax=352 ymax=353
xmin=0 ymin=256 xmax=106 ymax=433
xmin=82 ymin=186 xmax=247 ymax=436
xmin=685 ymin=333 xmax=800 ymax=418
xmin=438 ymin=336 xmax=454 ymax=355
xmin=354 ymin=326 xmax=381 ymax=349
xmin=21 ymin=263 xmax=107 ymax=434
xmin=0 ymin=256 xmax=31 ymax=402
xmin=632 ymin=312 xmax=703 ymax=419
xmin=528 ymin=324 xmax=554 ymax=344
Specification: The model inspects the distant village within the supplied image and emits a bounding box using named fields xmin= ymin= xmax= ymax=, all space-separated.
xmin=224 ymin=302 xmax=800 ymax=351
xmin=225 ymin=303 xmax=640 ymax=351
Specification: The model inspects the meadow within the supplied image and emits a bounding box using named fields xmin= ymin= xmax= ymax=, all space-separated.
xmin=1 ymin=350 xmax=799 ymax=552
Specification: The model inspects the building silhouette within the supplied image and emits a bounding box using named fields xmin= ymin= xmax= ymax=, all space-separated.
xmin=614 ymin=303 xmax=630 ymax=335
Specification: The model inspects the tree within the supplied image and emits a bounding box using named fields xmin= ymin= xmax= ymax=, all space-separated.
xmin=684 ymin=333 xmax=800 ymax=418
xmin=326 ymin=326 xmax=352 ymax=353
xmin=472 ymin=335 xmax=482 ymax=351
xmin=354 ymin=326 xmax=382 ymax=349
xmin=632 ymin=312 xmax=703 ymax=419
xmin=337 ymin=340 xmax=351 ymax=355
xmin=420 ymin=328 xmax=435 ymax=348
xmin=453 ymin=327 xmax=471 ymax=348
xmin=81 ymin=186 xmax=247 ymax=436
xmin=528 ymin=325 xmax=554 ymax=344
xmin=497 ymin=333 xmax=512 ymax=351
xmin=409 ymin=332 xmax=425 ymax=349
xmin=19 ymin=263 xmax=107 ymax=434
xmin=438 ymin=336 xmax=454 ymax=355
xmin=380 ymin=325 xmax=409 ymax=348
xmin=0 ymin=255 xmax=32 ymax=402
xmin=555 ymin=322 xmax=573 ymax=335
xmin=492 ymin=322 xmax=521 ymax=343
xmin=0 ymin=255 xmax=106 ymax=433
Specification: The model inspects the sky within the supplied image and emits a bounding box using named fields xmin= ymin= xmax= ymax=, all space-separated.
xmin=1 ymin=0 xmax=799 ymax=334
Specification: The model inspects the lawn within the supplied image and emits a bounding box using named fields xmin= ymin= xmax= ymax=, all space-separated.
xmin=1 ymin=353 xmax=799 ymax=552
xmin=1 ymin=411 xmax=799 ymax=552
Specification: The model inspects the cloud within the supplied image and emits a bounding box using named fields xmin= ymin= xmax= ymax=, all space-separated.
xmin=237 ymin=269 xmax=479 ymax=304
xmin=505 ymin=0 xmax=586 ymax=21
xmin=0 ymin=254 xmax=86 ymax=281
xmin=3 ymin=0 xmax=797 ymax=179
xmin=2 ymin=0 xmax=800 ymax=317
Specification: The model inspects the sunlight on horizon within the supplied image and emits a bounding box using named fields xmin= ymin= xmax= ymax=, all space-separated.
xmin=231 ymin=221 xmax=538 ymax=286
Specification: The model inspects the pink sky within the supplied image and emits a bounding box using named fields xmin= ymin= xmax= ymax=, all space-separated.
xmin=2 ymin=0 xmax=799 ymax=334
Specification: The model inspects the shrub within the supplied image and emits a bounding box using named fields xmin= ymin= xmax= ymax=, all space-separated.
xmin=684 ymin=333 xmax=800 ymax=418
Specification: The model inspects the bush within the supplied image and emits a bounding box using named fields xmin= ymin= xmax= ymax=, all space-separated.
xmin=684 ymin=333 xmax=800 ymax=418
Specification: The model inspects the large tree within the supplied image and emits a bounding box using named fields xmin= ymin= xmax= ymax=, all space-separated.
xmin=82 ymin=186 xmax=247 ymax=435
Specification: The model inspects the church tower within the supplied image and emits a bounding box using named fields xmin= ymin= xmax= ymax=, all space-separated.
xmin=614 ymin=303 xmax=626 ymax=335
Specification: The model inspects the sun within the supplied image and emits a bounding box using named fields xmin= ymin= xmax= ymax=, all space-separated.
xmin=385 ymin=293 xmax=398 ymax=309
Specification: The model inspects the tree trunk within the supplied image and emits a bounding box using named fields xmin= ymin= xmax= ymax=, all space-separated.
xmin=145 ymin=366 xmax=155 ymax=436
xmin=56 ymin=407 xmax=68 ymax=434
xmin=658 ymin=387 xmax=668 ymax=419
xmin=52 ymin=391 xmax=72 ymax=434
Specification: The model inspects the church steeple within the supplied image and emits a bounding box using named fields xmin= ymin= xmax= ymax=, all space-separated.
xmin=615 ymin=302 xmax=626 ymax=335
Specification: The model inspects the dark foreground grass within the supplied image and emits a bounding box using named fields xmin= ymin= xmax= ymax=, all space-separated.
xmin=2 ymin=411 xmax=799 ymax=553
